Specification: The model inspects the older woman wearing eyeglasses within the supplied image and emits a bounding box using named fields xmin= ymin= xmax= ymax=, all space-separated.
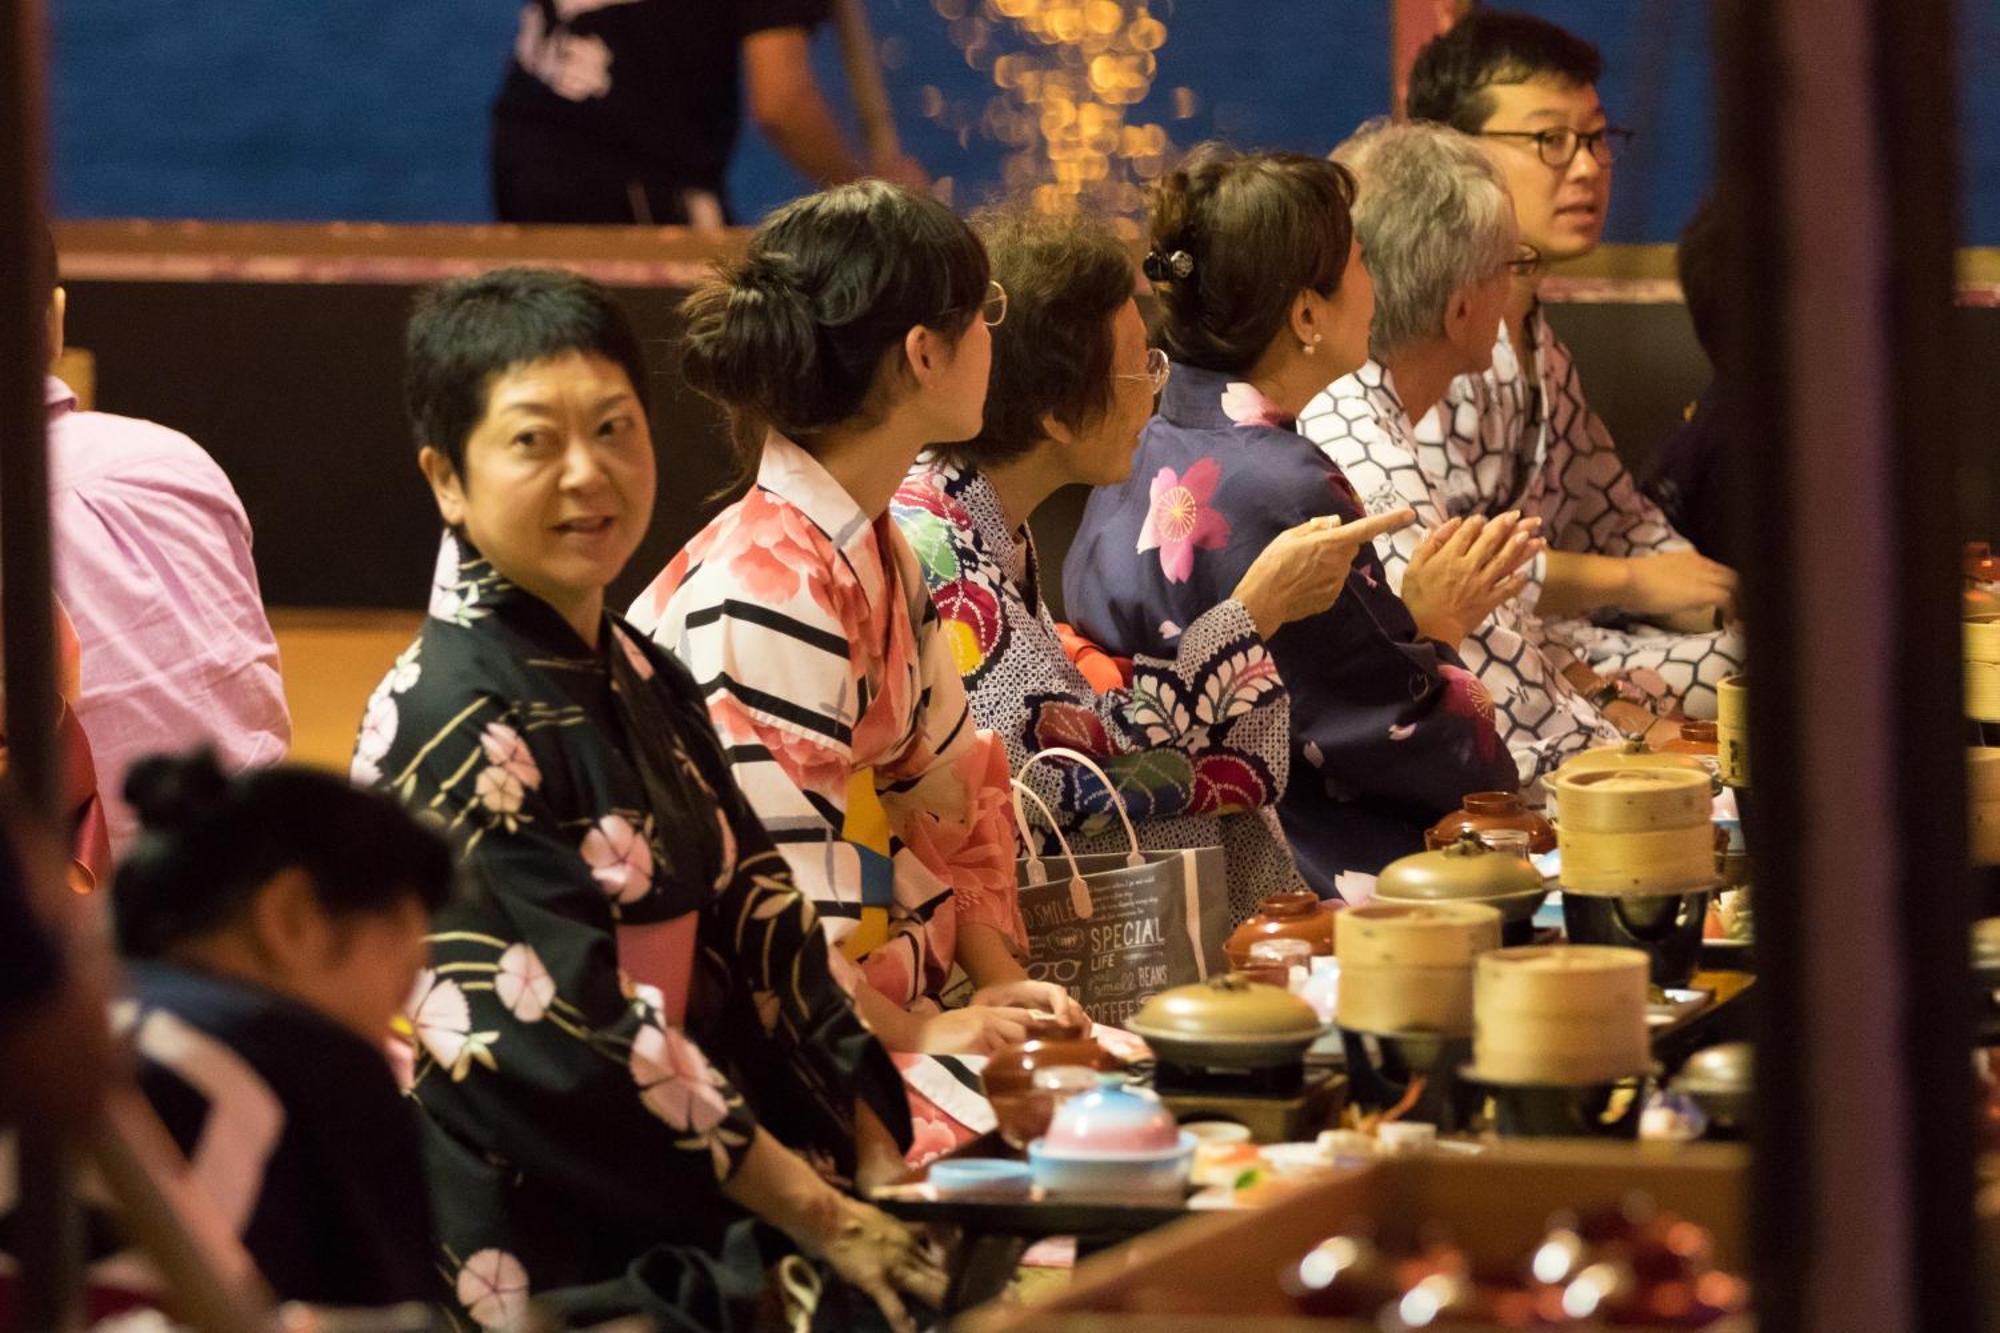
xmin=892 ymin=210 xmax=1409 ymax=922
xmin=1299 ymin=120 xmax=1680 ymax=793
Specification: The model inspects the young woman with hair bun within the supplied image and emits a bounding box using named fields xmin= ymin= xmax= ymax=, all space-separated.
xmin=1064 ymin=145 xmax=1537 ymax=896
xmin=632 ymin=181 xmax=1081 ymax=1160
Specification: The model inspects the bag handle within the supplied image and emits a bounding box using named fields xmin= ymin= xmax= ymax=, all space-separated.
xmin=1013 ymin=746 xmax=1146 ymax=867
xmin=1011 ymin=779 xmax=1095 ymax=920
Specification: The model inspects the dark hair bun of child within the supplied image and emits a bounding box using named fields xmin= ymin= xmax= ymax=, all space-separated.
xmin=125 ymin=750 xmax=231 ymax=835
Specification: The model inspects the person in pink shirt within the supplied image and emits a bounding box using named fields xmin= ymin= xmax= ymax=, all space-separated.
xmin=39 ymin=228 xmax=289 ymax=852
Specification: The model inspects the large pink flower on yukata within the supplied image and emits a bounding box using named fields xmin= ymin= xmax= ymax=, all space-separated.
xmin=455 ymin=1249 xmax=529 ymax=1329
xmin=581 ymin=813 xmax=655 ymax=904
xmin=629 ymin=1019 xmax=731 ymax=1133
xmin=1137 ymin=457 xmax=1230 ymax=584
xmin=636 ymin=489 xmax=838 ymax=623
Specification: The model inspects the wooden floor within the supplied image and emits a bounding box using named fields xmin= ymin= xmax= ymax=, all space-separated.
xmin=269 ymin=607 xmax=423 ymax=773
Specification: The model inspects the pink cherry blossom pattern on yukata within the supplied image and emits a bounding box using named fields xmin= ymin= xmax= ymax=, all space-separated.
xmin=1137 ymin=457 xmax=1230 ymax=584
xmin=407 ymin=968 xmax=471 ymax=1069
xmin=613 ymin=624 xmax=656 ymax=681
xmin=630 ymin=1020 xmax=731 ymax=1132
xmin=494 ymin=943 xmax=557 ymax=1023
xmin=1220 ymin=381 xmax=1292 ymax=430
xmin=476 ymin=723 xmax=542 ymax=816
xmin=581 ymin=812 xmax=655 ymax=904
xmin=905 ymin=1112 xmax=965 ymax=1169
xmin=456 ymin=1248 xmax=530 ymax=1329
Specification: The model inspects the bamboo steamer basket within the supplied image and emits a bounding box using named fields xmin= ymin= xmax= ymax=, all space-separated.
xmin=1715 ymin=674 xmax=1750 ymax=787
xmin=1969 ymin=616 xmax=2000 ymax=723
xmin=1973 ymin=748 xmax=2000 ymax=867
xmin=1550 ymin=767 xmax=1719 ymax=896
xmin=1471 ymin=945 xmax=1651 ymax=1086
xmin=1335 ymin=902 xmax=1501 ymax=1038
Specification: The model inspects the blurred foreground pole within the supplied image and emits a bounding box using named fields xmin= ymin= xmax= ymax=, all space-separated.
xmin=3 ymin=0 xmax=83 ymax=1327
xmin=1716 ymin=0 xmax=1971 ymax=1328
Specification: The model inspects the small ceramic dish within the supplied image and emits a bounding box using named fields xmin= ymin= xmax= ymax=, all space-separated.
xmin=1027 ymin=1132 xmax=1197 ymax=1197
xmin=928 ymin=1159 xmax=1035 ymax=1199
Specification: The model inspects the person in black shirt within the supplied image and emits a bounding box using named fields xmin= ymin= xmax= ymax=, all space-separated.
xmin=492 ymin=0 xmax=926 ymax=225
xmin=1640 ymin=197 xmax=1745 ymax=572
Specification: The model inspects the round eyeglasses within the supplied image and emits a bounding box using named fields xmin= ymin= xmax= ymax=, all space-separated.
xmin=1114 ymin=347 xmax=1171 ymax=394
xmin=1479 ymin=125 xmax=1634 ymax=169
xmin=980 ymin=279 xmax=1008 ymax=328
xmin=1505 ymin=243 xmax=1548 ymax=278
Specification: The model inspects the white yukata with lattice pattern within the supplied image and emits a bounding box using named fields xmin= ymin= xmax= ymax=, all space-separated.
xmin=1410 ymin=308 xmax=1745 ymax=718
xmin=1300 ymin=361 xmax=1623 ymax=796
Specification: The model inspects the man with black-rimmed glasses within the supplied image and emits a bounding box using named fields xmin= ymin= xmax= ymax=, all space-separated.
xmin=1405 ymin=10 xmax=1744 ymax=721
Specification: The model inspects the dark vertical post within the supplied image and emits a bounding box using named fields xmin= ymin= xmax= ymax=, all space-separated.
xmin=2 ymin=1 xmax=82 ymax=1328
xmin=1710 ymin=10 xmax=1806 ymax=1328
xmin=1875 ymin=0 xmax=1977 ymax=1326
xmin=1716 ymin=0 xmax=1973 ymax=1327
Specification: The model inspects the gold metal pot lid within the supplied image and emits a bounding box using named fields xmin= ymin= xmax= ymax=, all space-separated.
xmin=1374 ymin=832 xmax=1546 ymax=905
xmin=1674 ymin=1042 xmax=1753 ymax=1096
xmin=1129 ymin=972 xmax=1323 ymax=1041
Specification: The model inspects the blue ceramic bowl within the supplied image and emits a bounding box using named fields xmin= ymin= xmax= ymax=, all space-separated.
xmin=1026 ymin=1131 xmax=1197 ymax=1198
xmin=928 ymin=1159 xmax=1036 ymax=1199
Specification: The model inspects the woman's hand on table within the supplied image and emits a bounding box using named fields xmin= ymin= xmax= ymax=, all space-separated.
xmin=810 ymin=1194 xmax=948 ymax=1333
xmin=1232 ymin=506 xmax=1418 ymax=637
xmin=725 ymin=1128 xmax=945 ymax=1333
xmin=970 ymin=977 xmax=1088 ymax=1032
xmin=1400 ymin=511 xmax=1543 ymax=650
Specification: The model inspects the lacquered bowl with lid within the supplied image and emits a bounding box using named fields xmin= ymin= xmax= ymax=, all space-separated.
xmin=1425 ymin=790 xmax=1556 ymax=855
xmin=1224 ymin=889 xmax=1339 ymax=970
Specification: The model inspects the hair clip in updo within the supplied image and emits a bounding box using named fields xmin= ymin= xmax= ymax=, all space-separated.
xmin=1142 ymin=249 xmax=1195 ymax=282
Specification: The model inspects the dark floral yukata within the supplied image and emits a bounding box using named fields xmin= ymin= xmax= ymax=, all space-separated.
xmin=892 ymin=457 xmax=1303 ymax=923
xmin=1063 ymin=364 xmax=1518 ymax=899
xmin=357 ymin=535 xmax=907 ymax=1332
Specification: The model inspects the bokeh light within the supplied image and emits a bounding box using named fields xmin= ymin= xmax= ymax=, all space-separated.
xmin=919 ymin=0 xmax=1178 ymax=217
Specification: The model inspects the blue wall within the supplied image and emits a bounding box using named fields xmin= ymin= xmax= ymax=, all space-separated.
xmin=47 ymin=1 xmax=2000 ymax=244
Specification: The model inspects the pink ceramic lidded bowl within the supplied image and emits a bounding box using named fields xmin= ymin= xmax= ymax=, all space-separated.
xmin=1028 ymin=1075 xmax=1196 ymax=1196
xmin=1043 ymin=1076 xmax=1180 ymax=1154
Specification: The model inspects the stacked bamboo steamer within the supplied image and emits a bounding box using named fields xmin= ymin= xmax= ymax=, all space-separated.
xmin=1334 ymin=902 xmax=1501 ymax=1037
xmin=1971 ymin=616 xmax=2000 ymax=724
xmin=1716 ymin=674 xmax=1750 ymax=789
xmin=1548 ymin=766 xmax=1719 ymax=896
xmin=1469 ymin=945 xmax=1652 ymax=1086
xmin=1973 ymin=747 xmax=2000 ymax=868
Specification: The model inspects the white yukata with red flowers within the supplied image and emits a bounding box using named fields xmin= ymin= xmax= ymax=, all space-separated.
xmin=633 ymin=434 xmax=1032 ymax=1163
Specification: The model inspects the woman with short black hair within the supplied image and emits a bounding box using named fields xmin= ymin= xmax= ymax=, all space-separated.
xmin=370 ymin=264 xmax=939 ymax=1331
xmin=1065 ymin=146 xmax=1535 ymax=893
xmin=892 ymin=208 xmax=1407 ymax=921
